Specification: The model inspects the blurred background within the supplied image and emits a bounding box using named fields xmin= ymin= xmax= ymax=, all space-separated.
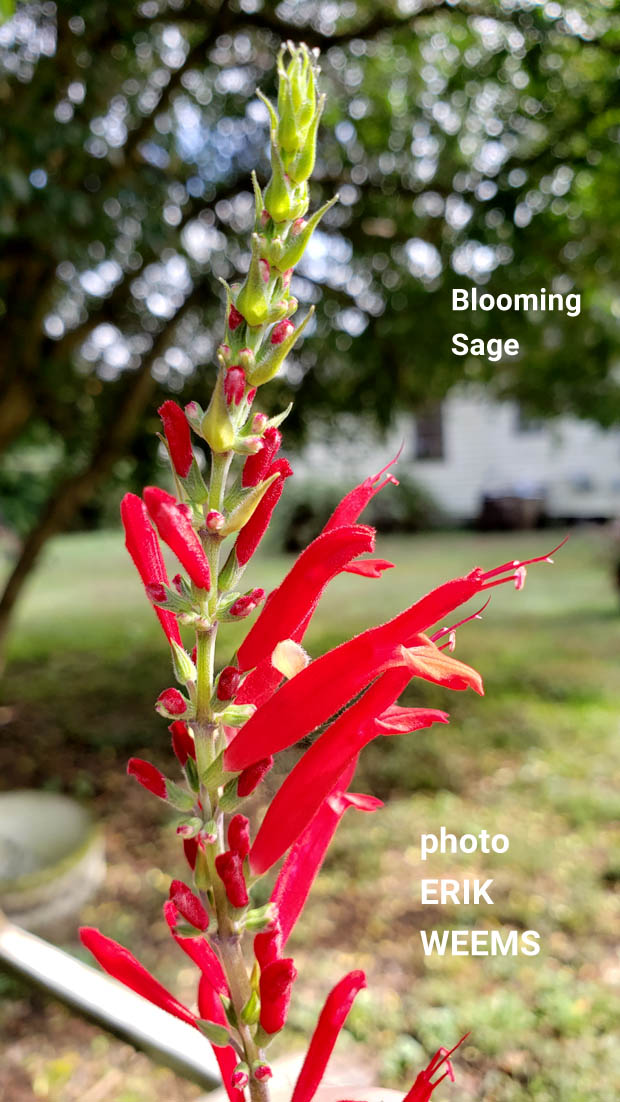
xmin=1 ymin=1 xmax=620 ymax=1099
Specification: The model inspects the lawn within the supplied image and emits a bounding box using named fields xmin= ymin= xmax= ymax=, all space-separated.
xmin=1 ymin=524 xmax=620 ymax=1100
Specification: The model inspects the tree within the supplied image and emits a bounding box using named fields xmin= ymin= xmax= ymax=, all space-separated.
xmin=1 ymin=0 xmax=620 ymax=651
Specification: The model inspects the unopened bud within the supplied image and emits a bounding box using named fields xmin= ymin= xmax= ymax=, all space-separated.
xmin=176 ymin=817 xmax=203 ymax=839
xmin=224 ymin=366 xmax=246 ymax=406
xmin=206 ymin=510 xmax=225 ymax=532
xmin=258 ymin=258 xmax=270 ymax=283
xmin=252 ymin=412 xmax=268 ymax=432
xmin=235 ymin=435 xmax=264 ymax=455
xmin=260 ymin=210 xmax=270 ymax=228
xmin=156 ymin=687 xmax=189 ymax=718
xmin=228 ymin=305 xmax=244 ymax=331
xmin=282 ymin=267 xmax=293 ymax=288
xmin=146 ymin=582 xmax=167 ymax=604
xmin=247 ymin=387 xmax=257 ymax=404
xmin=270 ymin=318 xmax=294 ymax=345
xmin=232 ymin=1065 xmax=250 ymax=1090
xmin=229 ymin=588 xmax=265 ymax=619
xmin=238 ymin=347 xmax=256 ymax=372
xmin=184 ymin=401 xmax=204 ymax=432
xmin=290 ymin=218 xmax=306 ymax=237
xmin=217 ymin=343 xmax=232 ymax=367
xmin=253 ymin=1063 xmax=273 ymax=1083
xmin=217 ymin=665 xmax=241 ymax=701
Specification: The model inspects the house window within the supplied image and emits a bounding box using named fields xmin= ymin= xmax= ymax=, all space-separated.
xmin=415 ymin=401 xmax=444 ymax=460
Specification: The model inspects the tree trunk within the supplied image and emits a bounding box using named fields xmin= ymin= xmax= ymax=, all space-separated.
xmin=0 ymin=281 xmax=207 ymax=663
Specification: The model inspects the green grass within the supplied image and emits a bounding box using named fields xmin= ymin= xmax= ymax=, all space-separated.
xmin=2 ymin=525 xmax=620 ymax=1099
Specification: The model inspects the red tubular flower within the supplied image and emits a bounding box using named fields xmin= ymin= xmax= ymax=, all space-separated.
xmin=217 ymin=665 xmax=241 ymax=701
xmin=120 ymin=493 xmax=182 ymax=646
xmin=163 ymin=901 xmax=227 ymax=993
xmin=235 ymin=659 xmax=283 ymax=709
xmin=343 ymin=557 xmax=395 ymax=578
xmin=235 ymin=458 xmax=293 ymax=566
xmin=224 ymin=366 xmax=246 ymax=406
xmin=158 ymin=400 xmax=193 ymax=478
xmin=250 ymin=669 xmax=448 ymax=874
xmin=322 ymin=453 xmax=400 ymax=532
xmin=229 ymin=588 xmax=265 ymax=618
xmin=228 ymin=814 xmax=251 ymax=858
xmin=227 ymin=543 xmax=506 ymax=771
xmin=143 ymin=486 xmax=211 ymax=590
xmin=291 ymin=971 xmax=367 ymax=1102
xmin=183 ymin=837 xmax=198 ymax=869
xmin=403 ymin=1036 xmax=468 ymax=1102
xmin=242 ymin=426 xmax=282 ymax=487
xmin=237 ymin=755 xmax=274 ymax=797
xmin=198 ymin=975 xmax=245 ymax=1102
xmin=156 ymin=687 xmax=188 ymax=717
xmin=237 ymin=524 xmax=376 ymax=671
xmin=215 ymin=851 xmax=249 ymax=908
xmin=272 ymin=761 xmax=381 ymax=947
xmin=259 ymin=957 xmax=297 ymax=1035
xmin=79 ymin=927 xmax=197 ymax=1027
xmin=168 ymin=879 xmax=209 ymax=931
xmin=254 ymin=923 xmax=282 ymax=969
xmin=127 ymin=758 xmax=167 ymax=800
xmin=170 ymin=721 xmax=196 ymax=766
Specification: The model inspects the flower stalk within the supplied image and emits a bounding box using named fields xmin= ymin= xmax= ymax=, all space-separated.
xmin=79 ymin=39 xmax=559 ymax=1102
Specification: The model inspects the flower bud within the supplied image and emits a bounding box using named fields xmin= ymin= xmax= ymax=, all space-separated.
xmin=259 ymin=258 xmax=270 ymax=283
xmin=253 ymin=1063 xmax=273 ymax=1083
xmin=176 ymin=817 xmax=203 ymax=839
xmin=288 ymin=93 xmax=326 ymax=184
xmin=247 ymin=387 xmax=257 ymax=404
xmin=156 ymin=687 xmax=188 ymax=718
xmin=237 ymin=756 xmax=274 ymax=797
xmin=232 ymin=1065 xmax=250 ymax=1090
xmin=229 ymin=588 xmax=265 ymax=619
xmin=170 ymin=721 xmax=196 ymax=766
xmin=228 ymin=304 xmax=244 ymax=331
xmin=259 ymin=958 xmax=297 ymax=1034
xmin=184 ymin=401 xmax=204 ymax=433
xmin=217 ymin=665 xmax=241 ymax=701
xmin=248 ymin=309 xmax=314 ymax=387
xmin=169 ymin=879 xmax=209 ymax=931
xmin=228 ymin=814 xmax=251 ymax=858
xmin=217 ymin=343 xmax=232 ymax=367
xmin=144 ymin=487 xmax=211 ymax=590
xmin=215 ymin=850 xmax=249 ymax=908
xmin=234 ymin=435 xmax=264 ymax=456
xmin=276 ymin=195 xmax=338 ymax=273
xmin=206 ymin=510 xmax=225 ymax=532
xmin=201 ymin=371 xmax=236 ymax=454
xmin=170 ymin=640 xmax=197 ymax=685
xmin=127 ymin=757 xmax=167 ymax=800
xmin=242 ymin=426 xmax=282 ymax=487
xmin=270 ymin=318 xmax=294 ymax=345
xmin=252 ymin=412 xmax=268 ymax=432
xmin=235 ymin=235 xmax=273 ymax=327
xmin=224 ymin=366 xmax=246 ymax=407
xmin=254 ymin=922 xmax=282 ymax=969
xmin=146 ymin=582 xmax=167 ymax=604
xmin=158 ymin=400 xmax=193 ymax=479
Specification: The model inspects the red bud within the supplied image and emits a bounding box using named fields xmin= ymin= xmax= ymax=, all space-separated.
xmin=224 ymin=366 xmax=246 ymax=406
xmin=217 ymin=665 xmax=241 ymax=701
xmin=156 ymin=687 xmax=188 ymax=717
xmin=237 ymin=756 xmax=273 ymax=797
xmin=270 ymin=319 xmax=294 ymax=345
xmin=145 ymin=582 xmax=167 ymax=604
xmin=229 ymin=588 xmax=265 ymax=618
xmin=259 ymin=958 xmax=297 ymax=1034
xmin=228 ymin=814 xmax=250 ymax=858
xmin=215 ymin=850 xmax=249 ymax=908
xmin=158 ymin=400 xmax=193 ymax=478
xmin=170 ymin=721 xmax=196 ymax=766
xmin=127 ymin=758 xmax=167 ymax=800
xmin=168 ymin=879 xmax=209 ymax=931
xmin=228 ymin=305 xmax=243 ymax=331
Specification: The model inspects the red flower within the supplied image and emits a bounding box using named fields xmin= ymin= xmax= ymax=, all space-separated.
xmin=228 ymin=814 xmax=251 ymax=858
xmin=169 ymin=721 xmax=196 ymax=766
xmin=259 ymin=957 xmax=297 ymax=1034
xmin=403 ymin=1036 xmax=468 ymax=1102
xmin=228 ymin=304 xmax=244 ymax=331
xmin=291 ymin=971 xmax=367 ymax=1102
xmin=322 ymin=453 xmax=400 ymax=532
xmin=143 ymin=486 xmax=211 ymax=590
xmin=158 ymin=400 xmax=193 ymax=478
xmin=235 ymin=457 xmax=293 ymax=566
xmin=120 ymin=493 xmax=182 ymax=646
xmin=198 ymin=975 xmax=245 ymax=1102
xmin=237 ymin=524 xmax=376 ymax=672
xmin=127 ymin=757 xmax=167 ymax=800
xmin=242 ymin=426 xmax=282 ymax=487
xmin=79 ymin=927 xmax=196 ymax=1027
xmin=250 ymin=669 xmax=448 ymax=874
xmin=271 ymin=760 xmax=381 ymax=947
xmin=168 ymin=879 xmax=209 ymax=931
xmin=163 ymin=901 xmax=227 ymax=993
xmin=254 ymin=923 xmax=282 ymax=969
xmin=215 ymin=851 xmax=249 ymax=908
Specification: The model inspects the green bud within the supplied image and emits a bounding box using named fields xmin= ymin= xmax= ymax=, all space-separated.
xmin=235 ymin=235 xmax=273 ymax=327
xmin=219 ymin=471 xmax=282 ymax=536
xmin=171 ymin=640 xmax=197 ymax=685
xmin=276 ymin=194 xmax=339 ymax=272
xmin=165 ymin=780 xmax=196 ymax=813
xmin=240 ymin=988 xmax=261 ymax=1026
xmin=243 ymin=903 xmax=277 ymax=932
xmin=248 ymin=306 xmax=315 ymax=386
xmin=201 ymin=371 xmax=236 ymax=453
xmin=288 ymin=93 xmax=326 ymax=184
xmin=214 ymin=703 xmax=256 ymax=728
xmin=197 ymin=1019 xmax=231 ymax=1047
xmin=263 ymin=129 xmax=296 ymax=224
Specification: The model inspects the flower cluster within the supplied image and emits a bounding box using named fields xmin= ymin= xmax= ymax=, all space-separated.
xmin=80 ymin=43 xmax=559 ymax=1102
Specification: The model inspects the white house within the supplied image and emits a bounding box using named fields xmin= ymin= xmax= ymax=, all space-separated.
xmin=295 ymin=386 xmax=620 ymax=524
